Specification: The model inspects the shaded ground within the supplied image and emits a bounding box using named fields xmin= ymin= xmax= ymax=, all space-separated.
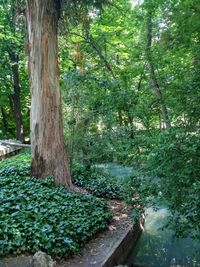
xmin=60 ymin=200 xmax=134 ymax=267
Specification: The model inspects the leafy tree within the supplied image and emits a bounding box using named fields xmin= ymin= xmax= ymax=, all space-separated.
xmin=0 ymin=0 xmax=30 ymax=141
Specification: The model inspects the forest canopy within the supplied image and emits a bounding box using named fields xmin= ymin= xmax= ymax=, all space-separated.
xmin=0 ymin=0 xmax=200 ymax=238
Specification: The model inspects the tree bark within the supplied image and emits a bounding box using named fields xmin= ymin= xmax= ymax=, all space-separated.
xmin=1 ymin=107 xmax=8 ymax=134
xmin=146 ymin=12 xmax=171 ymax=129
xmin=9 ymin=52 xmax=24 ymax=142
xmin=26 ymin=0 xmax=72 ymax=188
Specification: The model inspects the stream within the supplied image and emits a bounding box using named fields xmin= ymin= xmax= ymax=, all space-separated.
xmin=127 ymin=207 xmax=200 ymax=267
xmin=99 ymin=164 xmax=200 ymax=267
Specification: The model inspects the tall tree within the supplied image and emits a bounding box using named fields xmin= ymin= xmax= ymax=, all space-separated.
xmin=146 ymin=9 xmax=171 ymax=129
xmin=0 ymin=0 xmax=27 ymax=141
xmin=26 ymin=0 xmax=72 ymax=188
xmin=9 ymin=51 xmax=24 ymax=142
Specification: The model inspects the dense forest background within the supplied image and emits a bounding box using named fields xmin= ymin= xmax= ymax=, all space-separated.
xmin=0 ymin=0 xmax=200 ymax=238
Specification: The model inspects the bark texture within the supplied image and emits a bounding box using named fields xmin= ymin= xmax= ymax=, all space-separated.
xmin=146 ymin=12 xmax=171 ymax=129
xmin=27 ymin=0 xmax=72 ymax=188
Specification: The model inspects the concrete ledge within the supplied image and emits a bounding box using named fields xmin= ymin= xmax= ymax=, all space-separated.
xmin=0 ymin=255 xmax=32 ymax=267
xmin=61 ymin=201 xmax=145 ymax=267
xmin=102 ymin=218 xmax=144 ymax=267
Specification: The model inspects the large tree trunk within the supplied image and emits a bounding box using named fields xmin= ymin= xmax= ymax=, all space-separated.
xmin=9 ymin=52 xmax=24 ymax=142
xmin=26 ymin=0 xmax=72 ymax=188
xmin=146 ymin=11 xmax=171 ymax=130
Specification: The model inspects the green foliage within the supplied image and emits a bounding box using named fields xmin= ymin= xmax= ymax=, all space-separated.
xmin=131 ymin=207 xmax=143 ymax=225
xmin=0 ymin=153 xmax=31 ymax=177
xmin=121 ymin=173 xmax=160 ymax=207
xmin=128 ymin=129 xmax=200 ymax=237
xmin=72 ymin=162 xmax=123 ymax=199
xmin=145 ymin=130 xmax=200 ymax=237
xmin=0 ymin=0 xmax=200 ymax=241
xmin=0 ymin=175 xmax=112 ymax=258
xmin=0 ymin=0 xmax=30 ymax=139
xmin=0 ymin=154 xmax=123 ymax=200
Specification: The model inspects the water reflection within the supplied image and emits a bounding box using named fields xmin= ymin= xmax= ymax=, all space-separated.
xmin=127 ymin=207 xmax=200 ymax=267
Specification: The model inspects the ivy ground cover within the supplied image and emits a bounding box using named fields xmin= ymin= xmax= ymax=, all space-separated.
xmin=0 ymin=155 xmax=112 ymax=259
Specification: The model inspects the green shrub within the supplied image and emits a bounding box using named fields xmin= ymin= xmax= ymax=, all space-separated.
xmin=0 ymin=175 xmax=112 ymax=258
xmin=122 ymin=173 xmax=162 ymax=207
xmin=142 ymin=130 xmax=200 ymax=237
xmin=72 ymin=164 xmax=123 ymax=199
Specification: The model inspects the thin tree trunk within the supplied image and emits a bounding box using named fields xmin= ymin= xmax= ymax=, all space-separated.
xmin=26 ymin=0 xmax=72 ymax=188
xmin=1 ymin=107 xmax=8 ymax=134
xmin=9 ymin=52 xmax=24 ymax=142
xmin=146 ymin=12 xmax=171 ymax=129
xmin=86 ymin=35 xmax=116 ymax=79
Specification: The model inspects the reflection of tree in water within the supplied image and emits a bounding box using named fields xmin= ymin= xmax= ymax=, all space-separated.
xmin=132 ymin=232 xmax=171 ymax=267
xmin=127 ymin=208 xmax=200 ymax=267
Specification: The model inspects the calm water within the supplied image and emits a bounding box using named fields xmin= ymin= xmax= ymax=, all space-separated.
xmin=97 ymin=163 xmax=133 ymax=178
xmin=127 ymin=207 xmax=200 ymax=267
xmin=100 ymin=164 xmax=200 ymax=267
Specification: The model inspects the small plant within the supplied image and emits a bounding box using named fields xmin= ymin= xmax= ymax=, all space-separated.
xmin=131 ymin=208 xmax=143 ymax=224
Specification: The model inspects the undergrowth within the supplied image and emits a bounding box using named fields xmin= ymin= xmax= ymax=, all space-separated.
xmin=72 ymin=162 xmax=124 ymax=199
xmin=0 ymin=154 xmax=123 ymax=199
xmin=0 ymin=155 xmax=112 ymax=258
